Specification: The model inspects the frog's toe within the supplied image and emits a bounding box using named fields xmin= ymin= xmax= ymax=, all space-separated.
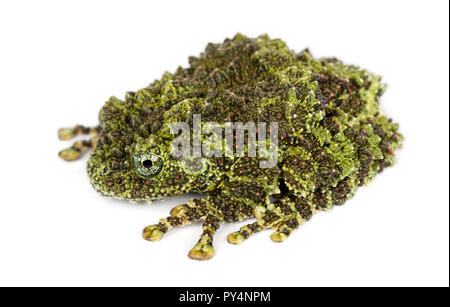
xmin=227 ymin=232 xmax=246 ymax=244
xmin=170 ymin=204 xmax=189 ymax=216
xmin=143 ymin=224 xmax=166 ymax=242
xmin=188 ymin=242 xmax=215 ymax=260
xmin=58 ymin=138 xmax=98 ymax=162
xmin=58 ymin=148 xmax=81 ymax=161
xmin=187 ymin=210 xmax=220 ymax=260
xmin=143 ymin=200 xmax=206 ymax=245
xmin=270 ymin=230 xmax=289 ymax=242
xmin=58 ymin=127 xmax=77 ymax=140
xmin=227 ymin=222 xmax=263 ymax=244
xmin=269 ymin=217 xmax=302 ymax=242
xmin=58 ymin=125 xmax=101 ymax=141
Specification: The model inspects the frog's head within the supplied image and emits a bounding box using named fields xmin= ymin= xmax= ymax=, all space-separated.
xmin=88 ymin=136 xmax=209 ymax=201
xmin=87 ymin=98 xmax=215 ymax=201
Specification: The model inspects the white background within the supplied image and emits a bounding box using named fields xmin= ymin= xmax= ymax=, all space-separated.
xmin=0 ymin=0 xmax=448 ymax=287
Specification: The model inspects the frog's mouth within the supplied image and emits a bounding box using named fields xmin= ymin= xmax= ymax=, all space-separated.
xmin=98 ymin=192 xmax=169 ymax=203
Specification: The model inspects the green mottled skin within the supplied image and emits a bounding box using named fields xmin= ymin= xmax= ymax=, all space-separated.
xmin=66 ymin=34 xmax=402 ymax=259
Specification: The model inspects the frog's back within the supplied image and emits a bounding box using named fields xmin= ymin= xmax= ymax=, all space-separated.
xmin=279 ymin=50 xmax=402 ymax=209
xmin=96 ymin=33 xmax=402 ymax=206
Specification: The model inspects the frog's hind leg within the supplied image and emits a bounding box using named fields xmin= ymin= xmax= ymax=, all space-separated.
xmin=58 ymin=137 xmax=98 ymax=161
xmin=143 ymin=198 xmax=228 ymax=260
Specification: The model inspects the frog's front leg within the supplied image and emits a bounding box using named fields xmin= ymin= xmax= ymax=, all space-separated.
xmin=188 ymin=212 xmax=222 ymax=260
xmin=143 ymin=194 xmax=255 ymax=260
xmin=144 ymin=197 xmax=225 ymax=261
xmin=228 ymin=195 xmax=314 ymax=244
xmin=143 ymin=199 xmax=207 ymax=242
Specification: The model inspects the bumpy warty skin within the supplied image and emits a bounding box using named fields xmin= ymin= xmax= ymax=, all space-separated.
xmin=88 ymin=34 xmax=402 ymax=204
xmin=79 ymin=34 xmax=402 ymax=259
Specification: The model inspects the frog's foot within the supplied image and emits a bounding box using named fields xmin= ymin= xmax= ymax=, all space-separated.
xmin=143 ymin=199 xmax=223 ymax=260
xmin=58 ymin=125 xmax=101 ymax=141
xmin=188 ymin=214 xmax=220 ymax=261
xmin=58 ymin=138 xmax=98 ymax=161
xmin=143 ymin=199 xmax=206 ymax=242
xmin=228 ymin=197 xmax=312 ymax=244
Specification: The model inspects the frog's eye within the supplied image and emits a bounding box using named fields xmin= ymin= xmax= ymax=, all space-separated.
xmin=133 ymin=153 xmax=164 ymax=177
